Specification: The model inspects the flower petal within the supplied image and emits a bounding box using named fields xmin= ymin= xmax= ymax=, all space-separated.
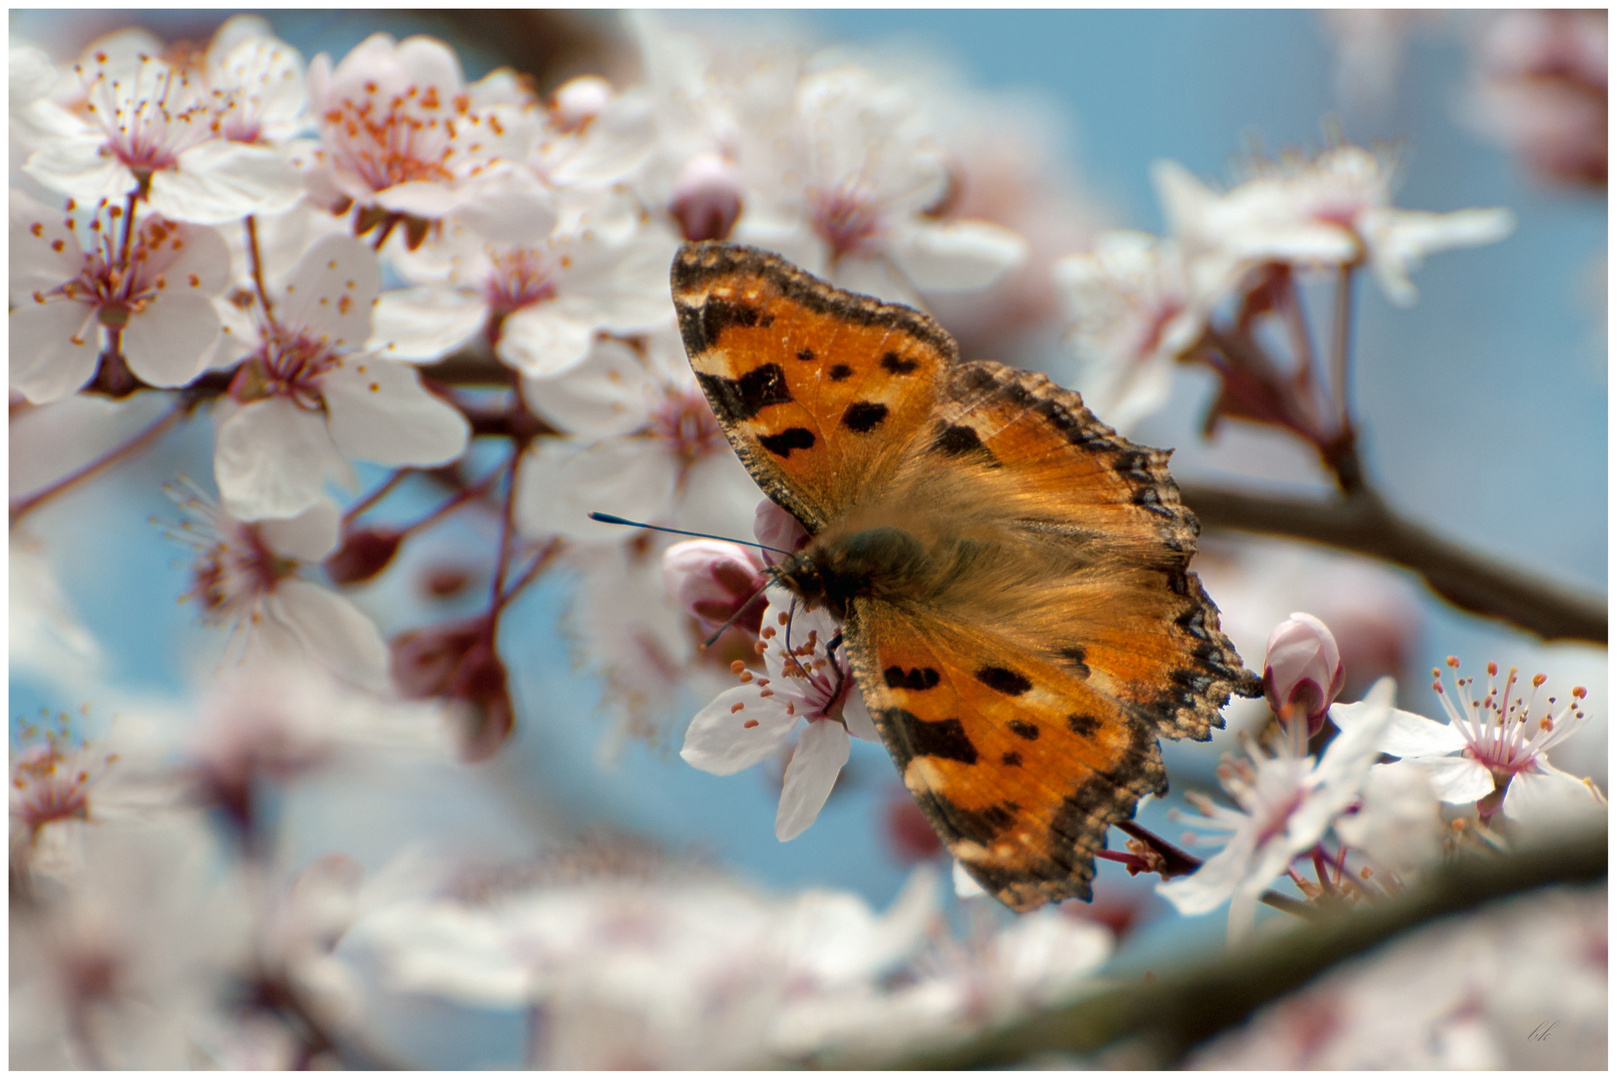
xmin=214 ymin=399 xmax=350 ymax=520
xmin=1412 ymin=755 xmax=1495 ymax=804
xmin=258 ymin=498 xmax=341 ymax=562
xmin=24 ymin=136 xmax=138 ymax=206
xmin=152 ymin=141 xmax=305 ymax=224
xmin=496 ymin=305 xmax=596 ymax=377
xmin=269 ymin=579 xmax=390 ymax=691
xmin=120 ymin=291 xmax=221 ymax=387
xmin=515 ymin=437 xmax=677 ymax=542
xmin=1362 ymin=705 xmax=1469 ymax=759
xmin=842 ymin=690 xmax=880 ymax=743
xmin=1502 ymin=766 xmax=1605 ymax=829
xmin=680 ymin=684 xmax=797 ymax=775
xmin=369 ymin=287 xmax=489 ymax=362
xmin=279 ymin=234 xmax=381 ymax=348
xmin=887 ymin=219 xmax=1028 ymax=291
xmin=8 ymin=300 xmax=100 ymax=403
xmin=520 ymin=337 xmax=654 ymax=438
xmin=776 ymin=719 xmax=850 ymax=841
xmin=322 ymin=356 xmax=469 ymax=467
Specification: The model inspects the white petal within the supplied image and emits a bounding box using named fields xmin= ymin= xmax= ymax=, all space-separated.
xmin=258 ymin=498 xmax=341 ymax=561
xmin=776 ymin=719 xmax=850 ymax=841
xmin=887 ymin=219 xmax=1027 ymax=291
xmin=373 ymin=180 xmax=466 ymax=220
xmin=8 ymin=300 xmax=100 ymax=402
xmin=279 ymin=234 xmax=381 ymax=348
xmin=1502 ymin=766 xmax=1605 ymax=828
xmin=269 ymin=580 xmax=390 ymax=691
xmin=829 ymin=256 xmax=920 ymax=307
xmin=214 ymin=399 xmax=349 ymax=520
xmin=680 ymin=685 xmax=797 ymax=775
xmin=24 ymin=137 xmax=138 ymax=205
xmin=322 ymin=356 xmax=469 ymax=467
xmin=841 ymin=689 xmax=880 ymax=743
xmin=10 ymin=188 xmax=85 ymax=293
xmin=496 ymin=305 xmax=595 ymax=377
xmin=120 ymin=292 xmax=221 ymax=387
xmin=520 ymin=337 xmax=654 ymax=438
xmin=369 ymin=287 xmax=488 ymax=362
xmin=952 ymin=859 xmax=986 ymax=898
xmin=515 ymin=437 xmax=676 ymax=542
xmin=1377 ymin=707 xmax=1469 ymax=758
xmin=151 ymin=141 xmax=305 ymax=224
xmin=1414 ymin=755 xmax=1496 ymax=804
xmin=1157 ymin=829 xmax=1258 ymax=916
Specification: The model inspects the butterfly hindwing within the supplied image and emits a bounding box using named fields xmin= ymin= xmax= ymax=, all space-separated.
xmin=846 ymin=598 xmax=1167 ymax=911
xmin=672 ymin=242 xmax=956 ymax=532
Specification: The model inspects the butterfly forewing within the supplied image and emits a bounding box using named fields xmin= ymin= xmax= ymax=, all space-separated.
xmin=672 ymin=243 xmax=956 ymax=531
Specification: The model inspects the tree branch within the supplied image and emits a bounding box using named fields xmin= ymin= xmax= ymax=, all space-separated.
xmin=1179 ymin=482 xmax=1606 ymax=644
xmin=868 ymin=829 xmax=1606 ymax=1070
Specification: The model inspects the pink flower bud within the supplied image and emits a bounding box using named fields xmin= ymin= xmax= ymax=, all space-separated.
xmin=662 ymin=540 xmax=768 ymax=636
xmin=1262 ymin=612 xmax=1346 ymax=734
xmin=550 ymin=75 xmax=613 ymax=132
xmin=323 ymin=527 xmax=402 ymax=586
xmin=752 ymin=499 xmax=809 ymax=562
xmin=669 ymin=152 xmax=744 ymax=242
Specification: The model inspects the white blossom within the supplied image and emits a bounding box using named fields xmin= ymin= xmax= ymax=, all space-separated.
xmin=10 ymin=189 xmax=229 ymax=401
xmin=211 ymin=232 xmax=468 ymax=521
xmin=682 ymin=589 xmax=879 ymax=841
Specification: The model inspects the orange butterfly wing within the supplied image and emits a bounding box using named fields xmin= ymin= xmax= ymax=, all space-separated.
xmin=673 ymin=241 xmax=1257 ymax=911
xmin=672 ymin=242 xmax=953 ymax=532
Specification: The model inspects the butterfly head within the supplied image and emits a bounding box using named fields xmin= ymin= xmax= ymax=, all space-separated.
xmin=771 ymin=525 xmax=930 ymax=622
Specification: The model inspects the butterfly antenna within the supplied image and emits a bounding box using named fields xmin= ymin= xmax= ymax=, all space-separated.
xmin=699 ymin=576 xmax=774 ymax=650
xmin=587 ymin=512 xmax=792 ymax=557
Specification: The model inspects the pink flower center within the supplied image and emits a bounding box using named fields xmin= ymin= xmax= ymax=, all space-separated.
xmin=809 ymin=180 xmax=885 ymax=259
xmin=189 ymin=520 xmax=293 ymax=626
xmin=37 ymin=210 xmax=189 ymax=340
xmin=322 ymin=80 xmax=490 ymax=194
xmin=650 ymin=389 xmax=725 ymax=469
xmin=485 ymin=248 xmax=557 ymax=320
xmin=81 ymin=55 xmax=210 ymax=181
xmin=10 ymin=744 xmax=95 ymax=838
xmin=235 ymin=326 xmax=342 ymax=409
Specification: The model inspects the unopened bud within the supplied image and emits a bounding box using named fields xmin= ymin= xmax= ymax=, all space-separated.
xmin=550 ymin=75 xmax=613 ymax=132
xmin=662 ymin=539 xmax=767 ymax=636
xmin=752 ymin=498 xmax=809 ymax=561
xmin=670 ymin=152 xmax=744 ymax=242
xmin=1262 ymin=611 xmax=1346 ymax=735
xmin=324 ymin=528 xmax=402 ymax=586
xmin=390 ymin=617 xmax=514 ymax=762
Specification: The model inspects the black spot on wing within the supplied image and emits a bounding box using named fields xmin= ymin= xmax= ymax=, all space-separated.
xmin=678 ymin=296 xmax=773 ymax=357
xmin=828 ymin=364 xmax=853 ymax=382
xmin=1067 ymin=713 xmax=1102 ymax=738
xmin=694 ymin=364 xmax=792 ymax=424
xmin=1008 ymin=720 xmax=1040 ymax=741
xmin=931 ymin=423 xmax=997 ymax=465
xmin=796 ymin=348 xmax=816 ymax=361
xmin=884 ymin=666 xmax=940 ymax=691
xmin=937 ymin=798 xmax=1019 ymax=841
xmin=1058 ymin=646 xmax=1091 ymax=679
xmin=1001 ymin=751 xmax=1023 ymax=767
xmin=881 ymin=351 xmax=919 ymax=374
xmin=757 ymin=427 xmax=816 ymax=458
xmin=974 ymin=666 xmax=1033 ymax=696
xmin=841 ymin=401 xmax=889 ymax=433
xmin=879 ymin=708 xmax=978 ymax=766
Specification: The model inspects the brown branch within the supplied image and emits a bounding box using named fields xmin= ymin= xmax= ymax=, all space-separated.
xmin=10 ymin=398 xmax=187 ymax=525
xmin=863 ymin=828 xmax=1607 ymax=1070
xmin=1179 ymin=481 xmax=1606 ymax=645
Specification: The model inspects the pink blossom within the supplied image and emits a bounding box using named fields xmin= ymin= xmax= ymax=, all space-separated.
xmin=661 ymin=539 xmax=768 ymax=635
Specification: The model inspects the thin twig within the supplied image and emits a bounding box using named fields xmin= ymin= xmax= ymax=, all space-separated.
xmin=1179 ymin=479 xmax=1606 ymax=644
xmin=10 ymin=399 xmax=187 ymax=525
xmin=244 ymin=214 xmax=274 ymax=321
xmin=341 ymin=469 xmax=410 ymax=525
xmin=1329 ymin=265 xmax=1354 ymax=433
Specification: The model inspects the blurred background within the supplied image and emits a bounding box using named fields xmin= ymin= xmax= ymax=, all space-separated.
xmin=10 ymin=9 xmax=1606 ymax=1068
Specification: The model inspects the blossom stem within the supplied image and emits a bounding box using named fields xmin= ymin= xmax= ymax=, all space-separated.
xmin=341 ymin=469 xmax=410 ymax=525
xmin=116 ymin=191 xmax=138 ymax=273
xmin=496 ymin=537 xmax=564 ymax=612
xmin=1177 ymin=476 xmax=1606 ymax=643
xmin=397 ymin=465 xmax=504 ymax=539
xmin=244 ymin=215 xmax=275 ymax=320
xmin=10 ymin=398 xmax=187 ymax=525
xmin=489 ymin=448 xmax=521 ymax=606
xmin=1329 ymin=266 xmax=1354 ymax=433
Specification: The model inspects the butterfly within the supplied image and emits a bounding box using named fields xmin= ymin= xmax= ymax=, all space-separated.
xmin=672 ymin=241 xmax=1260 ymax=911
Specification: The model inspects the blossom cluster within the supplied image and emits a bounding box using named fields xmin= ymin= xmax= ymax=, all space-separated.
xmin=8 ymin=10 xmax=1606 ymax=1070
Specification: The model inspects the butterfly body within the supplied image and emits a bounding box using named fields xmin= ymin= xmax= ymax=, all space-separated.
xmin=674 ymin=241 xmax=1259 ymax=911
